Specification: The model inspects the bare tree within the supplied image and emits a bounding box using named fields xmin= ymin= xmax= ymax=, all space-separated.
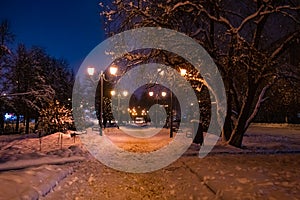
xmin=100 ymin=0 xmax=300 ymax=147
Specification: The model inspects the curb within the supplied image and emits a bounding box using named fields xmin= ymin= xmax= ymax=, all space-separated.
xmin=33 ymin=167 xmax=74 ymax=198
xmin=184 ymin=146 xmax=300 ymax=157
xmin=0 ymin=156 xmax=85 ymax=171
xmin=251 ymin=123 xmax=300 ymax=129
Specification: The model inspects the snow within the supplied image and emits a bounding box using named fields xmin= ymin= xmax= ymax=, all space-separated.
xmin=0 ymin=125 xmax=299 ymax=199
xmin=0 ymin=132 xmax=88 ymax=164
xmin=0 ymin=131 xmax=89 ymax=199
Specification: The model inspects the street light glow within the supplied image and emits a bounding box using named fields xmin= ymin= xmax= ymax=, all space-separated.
xmin=123 ymin=91 xmax=128 ymax=97
xmin=110 ymin=66 xmax=118 ymax=75
xmin=87 ymin=67 xmax=95 ymax=76
xmin=111 ymin=90 xmax=116 ymax=96
xmin=180 ymin=68 xmax=187 ymax=76
xmin=161 ymin=91 xmax=167 ymax=97
xmin=149 ymin=91 xmax=154 ymax=97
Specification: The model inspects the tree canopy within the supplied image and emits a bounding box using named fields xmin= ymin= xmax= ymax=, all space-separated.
xmin=0 ymin=20 xmax=74 ymax=134
xmin=100 ymin=0 xmax=300 ymax=147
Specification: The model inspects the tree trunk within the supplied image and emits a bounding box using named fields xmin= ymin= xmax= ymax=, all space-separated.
xmin=221 ymin=77 xmax=233 ymax=142
xmin=0 ymin=113 xmax=4 ymax=133
xmin=228 ymin=119 xmax=246 ymax=148
xmin=15 ymin=114 xmax=20 ymax=133
xmin=222 ymin=104 xmax=233 ymax=141
xmin=222 ymin=35 xmax=237 ymax=142
xmin=228 ymin=85 xmax=257 ymax=147
xmin=25 ymin=117 xmax=30 ymax=134
xmin=228 ymin=128 xmax=244 ymax=148
xmin=25 ymin=110 xmax=30 ymax=134
xmin=34 ymin=117 xmax=39 ymax=132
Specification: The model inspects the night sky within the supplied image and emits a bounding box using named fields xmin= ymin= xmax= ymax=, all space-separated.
xmin=0 ymin=0 xmax=105 ymax=72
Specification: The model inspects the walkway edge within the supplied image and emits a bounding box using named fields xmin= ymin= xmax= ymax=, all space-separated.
xmin=0 ymin=156 xmax=86 ymax=171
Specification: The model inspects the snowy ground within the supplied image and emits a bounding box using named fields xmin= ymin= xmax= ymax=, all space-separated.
xmin=0 ymin=131 xmax=89 ymax=164
xmin=0 ymin=132 xmax=89 ymax=199
xmin=0 ymin=124 xmax=299 ymax=199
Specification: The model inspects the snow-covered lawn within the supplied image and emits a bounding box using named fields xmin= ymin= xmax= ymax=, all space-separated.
xmin=1 ymin=124 xmax=298 ymax=163
xmin=0 ymin=131 xmax=88 ymax=164
xmin=0 ymin=125 xmax=299 ymax=199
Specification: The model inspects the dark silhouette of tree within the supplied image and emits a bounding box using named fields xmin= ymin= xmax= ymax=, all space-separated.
xmin=0 ymin=19 xmax=14 ymax=46
xmin=10 ymin=45 xmax=55 ymax=134
xmin=0 ymin=20 xmax=74 ymax=134
xmin=100 ymin=0 xmax=300 ymax=147
xmin=0 ymin=19 xmax=14 ymax=133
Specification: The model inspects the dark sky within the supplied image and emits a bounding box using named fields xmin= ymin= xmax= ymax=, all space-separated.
xmin=0 ymin=0 xmax=105 ymax=72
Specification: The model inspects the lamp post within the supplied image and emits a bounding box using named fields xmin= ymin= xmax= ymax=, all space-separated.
xmin=111 ymin=90 xmax=128 ymax=126
xmin=169 ymin=68 xmax=187 ymax=138
xmin=87 ymin=66 xmax=117 ymax=135
xmin=149 ymin=91 xmax=166 ymax=128
xmin=170 ymin=91 xmax=173 ymax=138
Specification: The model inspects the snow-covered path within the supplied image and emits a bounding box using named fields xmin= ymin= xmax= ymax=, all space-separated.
xmin=45 ymin=125 xmax=300 ymax=199
xmin=41 ymin=153 xmax=300 ymax=200
xmin=0 ymin=124 xmax=299 ymax=199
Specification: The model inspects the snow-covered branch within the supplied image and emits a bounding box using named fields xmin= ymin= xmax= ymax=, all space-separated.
xmin=278 ymin=10 xmax=300 ymax=24
xmin=168 ymin=1 xmax=234 ymax=30
xmin=270 ymin=30 xmax=300 ymax=60
xmin=245 ymin=83 xmax=272 ymax=130
xmin=236 ymin=4 xmax=265 ymax=33
xmin=0 ymin=91 xmax=40 ymax=97
xmin=237 ymin=5 xmax=300 ymax=32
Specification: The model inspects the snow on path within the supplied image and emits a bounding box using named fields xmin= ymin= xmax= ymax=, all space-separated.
xmin=0 ymin=164 xmax=74 ymax=200
xmin=0 ymin=125 xmax=299 ymax=199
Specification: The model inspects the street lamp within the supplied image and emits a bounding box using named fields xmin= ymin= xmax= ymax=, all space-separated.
xmin=111 ymin=90 xmax=128 ymax=126
xmin=148 ymin=91 xmax=166 ymax=128
xmin=87 ymin=66 xmax=117 ymax=135
xmin=180 ymin=68 xmax=187 ymax=76
xmin=169 ymin=68 xmax=187 ymax=138
xmin=122 ymin=90 xmax=128 ymax=97
xmin=87 ymin=67 xmax=95 ymax=76
xmin=110 ymin=90 xmax=116 ymax=96
xmin=110 ymin=66 xmax=118 ymax=76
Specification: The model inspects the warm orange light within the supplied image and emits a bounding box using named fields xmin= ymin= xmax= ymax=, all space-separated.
xmin=123 ymin=91 xmax=128 ymax=97
xmin=110 ymin=66 xmax=118 ymax=75
xmin=149 ymin=91 xmax=154 ymax=97
xmin=180 ymin=68 xmax=187 ymax=76
xmin=161 ymin=92 xmax=167 ymax=97
xmin=111 ymin=90 xmax=116 ymax=96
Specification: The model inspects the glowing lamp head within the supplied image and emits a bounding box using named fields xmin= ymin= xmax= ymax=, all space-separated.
xmin=87 ymin=67 xmax=95 ymax=76
xmin=180 ymin=68 xmax=187 ymax=76
xmin=111 ymin=90 xmax=116 ymax=96
xmin=110 ymin=66 xmax=118 ymax=75
xmin=123 ymin=91 xmax=128 ymax=97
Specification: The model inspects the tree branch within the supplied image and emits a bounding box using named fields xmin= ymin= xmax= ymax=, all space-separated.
xmin=236 ymin=4 xmax=265 ymax=33
xmin=245 ymin=82 xmax=272 ymax=129
xmin=237 ymin=5 xmax=300 ymax=33
xmin=270 ymin=30 xmax=300 ymax=60
xmin=168 ymin=1 xmax=234 ymax=30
